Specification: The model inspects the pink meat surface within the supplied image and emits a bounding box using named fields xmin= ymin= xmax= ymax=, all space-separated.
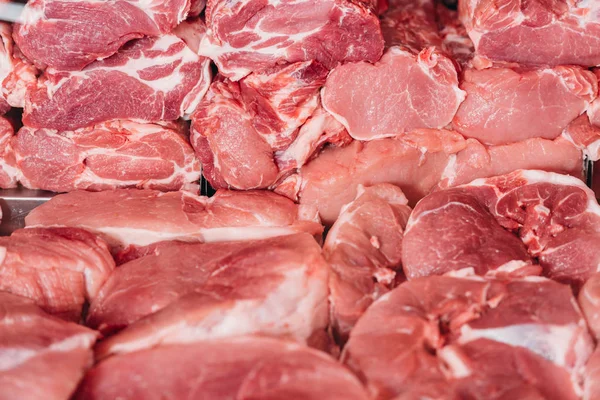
xmin=23 ymin=34 xmax=211 ymax=131
xmin=0 ymin=116 xmax=19 ymax=188
xmin=286 ymin=129 xmax=583 ymax=225
xmin=25 ymin=188 xmax=323 ymax=254
xmin=343 ymin=275 xmax=593 ymax=400
xmin=14 ymin=120 xmax=200 ymax=192
xmin=0 ymin=23 xmax=36 ymax=111
xmin=453 ymin=66 xmax=597 ymax=145
xmin=323 ymin=184 xmax=411 ymax=343
xmin=402 ymin=170 xmax=600 ymax=287
xmin=14 ymin=0 xmax=191 ymax=70
xmin=0 ymin=293 xmax=97 ymax=400
xmin=379 ymin=0 xmax=441 ymax=51
xmin=198 ymin=0 xmax=384 ymax=80
xmin=191 ymin=61 xmax=328 ymax=189
xmin=90 ymin=233 xmax=329 ymax=358
xmin=76 ymin=337 xmax=370 ymax=400
xmin=562 ymin=114 xmax=600 ymax=162
xmin=585 ymin=349 xmax=600 ymax=400
xmin=460 ymin=0 xmax=600 ymax=67
xmin=0 ymin=227 xmax=115 ymax=321
xmin=580 ymin=273 xmax=600 ymax=339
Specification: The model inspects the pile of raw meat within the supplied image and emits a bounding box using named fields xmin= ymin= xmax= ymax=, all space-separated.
xmin=2 ymin=0 xmax=600 ymax=398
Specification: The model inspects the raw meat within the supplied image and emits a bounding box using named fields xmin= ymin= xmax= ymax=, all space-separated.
xmin=76 ymin=337 xmax=370 ymax=400
xmin=198 ymin=0 xmax=384 ymax=80
xmin=402 ymin=170 xmax=600 ymax=287
xmin=191 ymin=61 xmax=327 ymax=189
xmin=453 ymin=66 xmax=597 ymax=145
xmin=89 ymin=233 xmax=329 ymax=358
xmin=579 ymin=273 xmax=600 ymax=338
xmin=14 ymin=120 xmax=201 ymax=192
xmin=285 ymin=129 xmax=583 ymax=224
xmin=323 ymin=184 xmax=411 ymax=343
xmin=437 ymin=4 xmax=475 ymax=67
xmin=379 ymin=0 xmax=441 ymax=51
xmin=585 ymin=349 xmax=600 ymax=400
xmin=0 ymin=116 xmax=19 ymax=188
xmin=14 ymin=0 xmax=191 ymax=70
xmin=25 ymin=189 xmax=323 ymax=254
xmin=0 ymin=292 xmax=97 ymax=400
xmin=343 ymin=275 xmax=593 ymax=400
xmin=0 ymin=227 xmax=115 ymax=321
xmin=23 ymin=34 xmax=212 ymax=131
xmin=562 ymin=115 xmax=600 ymax=162
xmin=322 ymin=47 xmax=464 ymax=141
xmin=459 ymin=0 xmax=600 ymax=67
xmin=0 ymin=22 xmax=36 ymax=111
xmin=172 ymin=16 xmax=206 ymax=53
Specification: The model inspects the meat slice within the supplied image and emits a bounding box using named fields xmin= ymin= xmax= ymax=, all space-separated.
xmin=402 ymin=170 xmax=600 ymax=287
xmin=562 ymin=115 xmax=600 ymax=162
xmin=460 ymin=0 xmax=600 ymax=67
xmin=14 ymin=120 xmax=201 ymax=192
xmin=285 ymin=129 xmax=583 ymax=225
xmin=198 ymin=0 xmax=384 ymax=80
xmin=0 ymin=227 xmax=115 ymax=321
xmin=14 ymin=0 xmax=191 ymax=71
xmin=0 ymin=116 xmax=19 ymax=188
xmin=584 ymin=349 xmax=600 ymax=400
xmin=343 ymin=275 xmax=593 ymax=400
xmin=23 ymin=34 xmax=212 ymax=131
xmin=453 ymin=66 xmax=597 ymax=145
xmin=191 ymin=61 xmax=327 ymax=190
xmin=0 ymin=293 xmax=97 ymax=400
xmin=0 ymin=23 xmax=36 ymax=111
xmin=25 ymin=189 xmax=323 ymax=254
xmin=76 ymin=337 xmax=370 ymax=400
xmin=578 ymin=275 xmax=600 ymax=399
xmin=323 ymin=184 xmax=411 ymax=343
xmin=89 ymin=233 xmax=329 ymax=358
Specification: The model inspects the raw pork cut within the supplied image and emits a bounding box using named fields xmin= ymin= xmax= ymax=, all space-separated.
xmin=578 ymin=274 xmax=600 ymax=399
xmin=198 ymin=0 xmax=384 ymax=80
xmin=14 ymin=120 xmax=201 ymax=192
xmin=453 ymin=66 xmax=597 ymax=145
xmin=25 ymin=189 xmax=323 ymax=254
xmin=459 ymin=0 xmax=600 ymax=67
xmin=323 ymin=184 xmax=411 ymax=343
xmin=284 ymin=129 xmax=583 ymax=224
xmin=584 ymin=349 xmax=600 ymax=400
xmin=89 ymin=233 xmax=329 ymax=358
xmin=562 ymin=115 xmax=600 ymax=162
xmin=379 ymin=0 xmax=440 ymax=51
xmin=402 ymin=170 xmax=600 ymax=287
xmin=0 ymin=116 xmax=19 ymax=188
xmin=23 ymin=34 xmax=211 ymax=131
xmin=14 ymin=0 xmax=191 ymax=70
xmin=0 ymin=227 xmax=115 ymax=321
xmin=437 ymin=4 xmax=475 ymax=67
xmin=191 ymin=61 xmax=327 ymax=189
xmin=0 ymin=293 xmax=97 ymax=400
xmin=76 ymin=337 xmax=370 ymax=400
xmin=343 ymin=275 xmax=593 ymax=400
xmin=0 ymin=23 xmax=36 ymax=111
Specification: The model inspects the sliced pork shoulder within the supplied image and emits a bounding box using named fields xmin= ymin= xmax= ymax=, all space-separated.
xmin=23 ymin=34 xmax=211 ymax=131
xmin=25 ymin=189 xmax=323 ymax=254
xmin=323 ymin=184 xmax=411 ymax=343
xmin=198 ymin=0 xmax=384 ymax=80
xmin=0 ymin=227 xmax=115 ymax=321
xmin=0 ymin=23 xmax=36 ymax=111
xmin=402 ymin=170 xmax=600 ymax=286
xmin=343 ymin=275 xmax=593 ymax=400
xmin=14 ymin=0 xmax=191 ymax=70
xmin=0 ymin=293 xmax=97 ymax=400
xmin=90 ymin=233 xmax=329 ymax=358
xmin=76 ymin=337 xmax=370 ymax=400
xmin=14 ymin=120 xmax=201 ymax=192
xmin=0 ymin=116 xmax=19 ymax=188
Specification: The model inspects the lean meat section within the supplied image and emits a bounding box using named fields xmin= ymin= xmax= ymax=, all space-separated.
xmin=562 ymin=115 xmax=600 ymax=162
xmin=13 ymin=120 xmax=201 ymax=192
xmin=198 ymin=0 xmax=384 ymax=80
xmin=0 ymin=116 xmax=19 ymax=188
xmin=191 ymin=61 xmax=328 ymax=190
xmin=343 ymin=275 xmax=593 ymax=400
xmin=89 ymin=233 xmax=329 ymax=358
xmin=76 ymin=337 xmax=370 ymax=400
xmin=459 ymin=0 xmax=600 ymax=67
xmin=453 ymin=66 xmax=597 ymax=145
xmin=25 ymin=189 xmax=323 ymax=254
xmin=0 ymin=227 xmax=115 ymax=321
xmin=323 ymin=184 xmax=411 ymax=342
xmin=23 ymin=34 xmax=211 ymax=131
xmin=402 ymin=170 xmax=600 ymax=287
xmin=0 ymin=23 xmax=36 ymax=111
xmin=0 ymin=293 xmax=97 ymax=400
xmin=285 ymin=129 xmax=583 ymax=224
xmin=14 ymin=0 xmax=191 ymax=70
xmin=578 ymin=274 xmax=600 ymax=399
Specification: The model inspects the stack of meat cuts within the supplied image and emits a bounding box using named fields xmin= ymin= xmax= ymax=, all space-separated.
xmin=2 ymin=0 xmax=600 ymax=399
